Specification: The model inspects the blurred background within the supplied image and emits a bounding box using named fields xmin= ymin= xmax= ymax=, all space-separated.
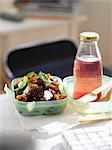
xmin=0 ymin=0 xmax=112 ymax=93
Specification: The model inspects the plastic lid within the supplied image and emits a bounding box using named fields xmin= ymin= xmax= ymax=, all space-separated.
xmin=80 ymin=32 xmax=99 ymax=42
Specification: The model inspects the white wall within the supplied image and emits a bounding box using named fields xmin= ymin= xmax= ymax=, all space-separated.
xmin=78 ymin=0 xmax=112 ymax=70
xmin=0 ymin=0 xmax=14 ymax=11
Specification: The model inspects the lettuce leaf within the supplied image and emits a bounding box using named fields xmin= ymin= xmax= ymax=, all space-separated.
xmin=4 ymin=84 xmax=15 ymax=100
xmin=38 ymin=71 xmax=49 ymax=83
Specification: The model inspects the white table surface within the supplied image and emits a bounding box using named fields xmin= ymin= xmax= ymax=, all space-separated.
xmin=0 ymin=94 xmax=112 ymax=149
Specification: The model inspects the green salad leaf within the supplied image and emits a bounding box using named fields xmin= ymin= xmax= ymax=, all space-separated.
xmin=38 ymin=71 xmax=49 ymax=83
xmin=4 ymin=84 xmax=15 ymax=100
xmin=18 ymin=76 xmax=28 ymax=90
xmin=27 ymin=71 xmax=38 ymax=78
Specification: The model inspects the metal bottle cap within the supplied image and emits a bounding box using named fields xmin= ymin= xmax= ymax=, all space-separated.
xmin=80 ymin=32 xmax=99 ymax=42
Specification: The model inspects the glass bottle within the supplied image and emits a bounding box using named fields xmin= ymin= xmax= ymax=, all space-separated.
xmin=73 ymin=32 xmax=103 ymax=99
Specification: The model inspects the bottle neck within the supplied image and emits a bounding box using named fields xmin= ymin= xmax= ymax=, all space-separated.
xmin=76 ymin=41 xmax=102 ymax=60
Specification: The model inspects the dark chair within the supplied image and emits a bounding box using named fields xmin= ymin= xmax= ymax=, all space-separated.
xmin=4 ymin=39 xmax=78 ymax=79
xmin=103 ymin=67 xmax=112 ymax=77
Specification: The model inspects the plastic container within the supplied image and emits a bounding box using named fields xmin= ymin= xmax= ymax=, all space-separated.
xmin=63 ymin=75 xmax=112 ymax=114
xmin=4 ymin=76 xmax=68 ymax=116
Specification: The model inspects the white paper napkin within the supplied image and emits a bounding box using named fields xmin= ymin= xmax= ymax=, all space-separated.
xmin=17 ymin=104 xmax=79 ymax=135
xmin=0 ymin=94 xmax=79 ymax=135
xmin=0 ymin=94 xmax=21 ymax=131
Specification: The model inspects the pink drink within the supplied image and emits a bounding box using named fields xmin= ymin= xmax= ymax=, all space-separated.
xmin=73 ymin=55 xmax=102 ymax=99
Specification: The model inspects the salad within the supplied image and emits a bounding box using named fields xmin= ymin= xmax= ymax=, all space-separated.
xmin=14 ymin=71 xmax=66 ymax=102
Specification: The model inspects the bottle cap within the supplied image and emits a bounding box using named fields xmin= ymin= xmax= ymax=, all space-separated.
xmin=80 ymin=32 xmax=99 ymax=42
